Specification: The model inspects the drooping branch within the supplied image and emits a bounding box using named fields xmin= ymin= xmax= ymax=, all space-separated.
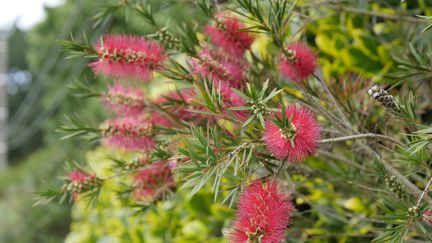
xmin=415 ymin=176 xmax=432 ymax=208
xmin=319 ymin=133 xmax=402 ymax=146
xmin=327 ymin=6 xmax=427 ymax=24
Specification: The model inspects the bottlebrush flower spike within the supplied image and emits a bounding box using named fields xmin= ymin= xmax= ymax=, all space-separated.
xmin=101 ymin=115 xmax=155 ymax=151
xmin=264 ymin=105 xmax=320 ymax=162
xmin=278 ymin=43 xmax=317 ymax=82
xmin=205 ymin=13 xmax=255 ymax=56
xmin=90 ymin=34 xmax=166 ymax=81
xmin=133 ymin=161 xmax=175 ymax=202
xmin=103 ymin=83 xmax=146 ymax=116
xmin=157 ymin=88 xmax=199 ymax=122
xmin=63 ymin=170 xmax=101 ymax=198
xmin=229 ymin=180 xmax=294 ymax=243
xmin=192 ymin=47 xmax=246 ymax=88
xmin=68 ymin=170 xmax=94 ymax=182
xmin=197 ymin=82 xmax=248 ymax=122
xmin=219 ymin=84 xmax=248 ymax=120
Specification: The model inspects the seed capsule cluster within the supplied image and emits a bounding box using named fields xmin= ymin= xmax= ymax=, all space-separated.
xmin=368 ymin=85 xmax=400 ymax=112
xmin=153 ymin=27 xmax=180 ymax=50
xmin=250 ymin=101 xmax=270 ymax=115
xmin=123 ymin=157 xmax=148 ymax=171
xmin=385 ymin=175 xmax=407 ymax=199
xmin=408 ymin=205 xmax=420 ymax=217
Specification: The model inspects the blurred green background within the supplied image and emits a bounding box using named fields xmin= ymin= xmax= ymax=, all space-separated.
xmin=1 ymin=0 xmax=432 ymax=242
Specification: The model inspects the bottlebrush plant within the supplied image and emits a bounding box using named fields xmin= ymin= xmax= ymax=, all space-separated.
xmin=38 ymin=0 xmax=432 ymax=242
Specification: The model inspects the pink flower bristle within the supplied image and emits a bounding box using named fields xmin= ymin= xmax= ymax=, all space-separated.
xmin=423 ymin=210 xmax=432 ymax=225
xmin=278 ymin=42 xmax=317 ymax=82
xmin=192 ymin=47 xmax=246 ymax=89
xmin=155 ymin=88 xmax=243 ymax=125
xmin=103 ymin=83 xmax=146 ymax=116
xmin=150 ymin=111 xmax=177 ymax=128
xmin=191 ymin=47 xmax=249 ymax=121
xmin=218 ymin=83 xmax=248 ymax=121
xmin=66 ymin=170 xmax=99 ymax=200
xmin=90 ymin=34 xmax=166 ymax=81
xmin=264 ymin=105 xmax=320 ymax=162
xmin=205 ymin=13 xmax=255 ymax=57
xmin=229 ymin=179 xmax=294 ymax=243
xmin=156 ymin=88 xmax=199 ymax=123
xmin=101 ymin=115 xmax=155 ymax=151
xmin=133 ymin=161 xmax=175 ymax=202
xmin=68 ymin=170 xmax=95 ymax=183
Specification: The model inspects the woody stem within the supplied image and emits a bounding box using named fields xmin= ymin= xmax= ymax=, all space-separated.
xmin=416 ymin=176 xmax=432 ymax=208
xmin=319 ymin=133 xmax=402 ymax=146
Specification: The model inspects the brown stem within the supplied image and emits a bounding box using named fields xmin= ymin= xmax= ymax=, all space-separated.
xmin=319 ymin=133 xmax=402 ymax=146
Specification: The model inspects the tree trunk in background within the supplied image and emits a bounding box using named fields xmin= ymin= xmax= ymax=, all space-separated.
xmin=0 ymin=31 xmax=8 ymax=170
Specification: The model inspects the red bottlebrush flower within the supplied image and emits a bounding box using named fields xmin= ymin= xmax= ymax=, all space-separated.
xmin=278 ymin=43 xmax=317 ymax=82
xmin=103 ymin=83 xmax=146 ymax=116
xmin=101 ymin=115 xmax=155 ymax=151
xmin=157 ymin=88 xmax=199 ymax=122
xmin=90 ymin=34 xmax=166 ymax=81
xmin=264 ymin=105 xmax=320 ymax=162
xmin=205 ymin=13 xmax=255 ymax=56
xmin=68 ymin=170 xmax=96 ymax=183
xmin=219 ymin=83 xmax=248 ymax=121
xmin=423 ymin=210 xmax=432 ymax=225
xmin=192 ymin=47 xmax=246 ymax=89
xmin=65 ymin=170 xmax=101 ymax=198
xmin=133 ymin=161 xmax=175 ymax=202
xmin=229 ymin=180 xmax=294 ymax=243
xmin=149 ymin=111 xmax=177 ymax=128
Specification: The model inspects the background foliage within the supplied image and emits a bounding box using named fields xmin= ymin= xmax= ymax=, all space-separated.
xmin=2 ymin=0 xmax=432 ymax=242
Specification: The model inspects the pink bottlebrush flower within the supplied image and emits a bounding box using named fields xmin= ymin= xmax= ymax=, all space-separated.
xmin=65 ymin=170 xmax=100 ymax=199
xmin=103 ymin=83 xmax=146 ymax=116
xmin=101 ymin=115 xmax=155 ymax=151
xmin=219 ymin=83 xmax=248 ymax=121
xmin=68 ymin=170 xmax=96 ymax=183
xmin=192 ymin=47 xmax=246 ymax=89
xmin=278 ymin=43 xmax=317 ymax=82
xmin=156 ymin=88 xmax=199 ymax=123
xmin=423 ymin=210 xmax=432 ymax=225
xmin=205 ymin=13 xmax=255 ymax=56
xmin=90 ymin=34 xmax=166 ymax=81
xmin=133 ymin=161 xmax=175 ymax=202
xmin=229 ymin=180 xmax=294 ymax=243
xmin=150 ymin=111 xmax=177 ymax=128
xmin=264 ymin=105 xmax=320 ymax=162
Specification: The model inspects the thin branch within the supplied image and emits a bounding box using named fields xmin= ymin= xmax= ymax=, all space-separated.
xmin=319 ymin=133 xmax=402 ymax=146
xmin=364 ymin=144 xmax=428 ymax=202
xmin=313 ymin=73 xmax=351 ymax=128
xmin=415 ymin=176 xmax=432 ymax=208
xmin=318 ymin=149 xmax=367 ymax=171
xmin=327 ymin=6 xmax=427 ymax=24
